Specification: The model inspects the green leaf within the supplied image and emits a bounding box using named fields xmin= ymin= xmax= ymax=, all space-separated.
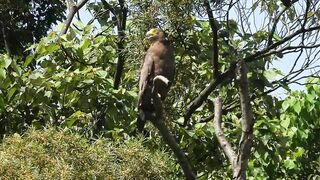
xmin=307 ymin=12 xmax=313 ymax=18
xmin=29 ymin=72 xmax=43 ymax=80
xmin=45 ymin=44 xmax=59 ymax=54
xmin=284 ymin=159 xmax=296 ymax=169
xmin=0 ymin=68 xmax=6 ymax=80
xmin=8 ymin=87 xmax=17 ymax=101
xmin=80 ymin=38 xmax=91 ymax=50
xmin=293 ymin=101 xmax=301 ymax=114
xmin=280 ymin=118 xmax=290 ymax=129
xmin=44 ymin=91 xmax=52 ymax=98
xmin=282 ymin=100 xmax=290 ymax=111
xmin=65 ymin=111 xmax=83 ymax=127
xmin=177 ymin=117 xmax=184 ymax=124
xmin=10 ymin=59 xmax=22 ymax=75
xmin=83 ymin=79 xmax=94 ymax=84
xmin=272 ymin=34 xmax=282 ymax=42
xmin=294 ymin=147 xmax=305 ymax=158
xmin=3 ymin=55 xmax=12 ymax=69
xmin=24 ymin=55 xmax=34 ymax=67
xmin=264 ymin=68 xmax=278 ymax=80
xmin=0 ymin=96 xmax=4 ymax=109
xmin=96 ymin=70 xmax=108 ymax=78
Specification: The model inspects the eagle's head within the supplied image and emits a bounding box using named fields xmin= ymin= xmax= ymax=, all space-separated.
xmin=146 ymin=28 xmax=165 ymax=42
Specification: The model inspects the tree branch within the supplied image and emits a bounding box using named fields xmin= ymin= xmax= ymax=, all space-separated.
xmin=204 ymin=0 xmax=219 ymax=78
xmin=233 ymin=60 xmax=254 ymax=180
xmin=184 ymin=25 xmax=320 ymax=125
xmin=151 ymin=75 xmax=196 ymax=180
xmin=113 ymin=0 xmax=128 ymax=89
xmin=246 ymin=25 xmax=320 ymax=63
xmin=213 ymin=97 xmax=236 ymax=164
xmin=183 ymin=62 xmax=237 ymax=126
xmin=0 ymin=20 xmax=11 ymax=56
xmin=267 ymin=7 xmax=289 ymax=46
xmin=60 ymin=0 xmax=89 ymax=35
xmin=101 ymin=0 xmax=116 ymax=15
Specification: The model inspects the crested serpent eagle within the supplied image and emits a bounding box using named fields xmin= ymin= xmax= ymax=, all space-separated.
xmin=137 ymin=28 xmax=175 ymax=133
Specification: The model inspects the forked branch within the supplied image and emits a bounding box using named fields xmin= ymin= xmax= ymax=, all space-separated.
xmin=60 ymin=0 xmax=89 ymax=35
xmin=213 ymin=61 xmax=254 ymax=180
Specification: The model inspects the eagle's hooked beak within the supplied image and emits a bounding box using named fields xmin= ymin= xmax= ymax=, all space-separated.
xmin=146 ymin=28 xmax=159 ymax=40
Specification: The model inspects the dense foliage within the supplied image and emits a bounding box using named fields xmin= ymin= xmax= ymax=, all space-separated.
xmin=0 ymin=0 xmax=66 ymax=55
xmin=0 ymin=128 xmax=176 ymax=179
xmin=0 ymin=0 xmax=319 ymax=179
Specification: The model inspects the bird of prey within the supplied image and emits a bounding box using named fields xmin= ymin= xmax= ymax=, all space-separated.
xmin=137 ymin=28 xmax=175 ymax=133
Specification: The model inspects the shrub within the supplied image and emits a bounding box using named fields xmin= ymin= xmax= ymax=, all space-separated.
xmin=0 ymin=127 xmax=178 ymax=179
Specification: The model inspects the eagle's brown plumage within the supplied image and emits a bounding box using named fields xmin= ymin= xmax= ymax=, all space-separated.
xmin=137 ymin=28 xmax=175 ymax=133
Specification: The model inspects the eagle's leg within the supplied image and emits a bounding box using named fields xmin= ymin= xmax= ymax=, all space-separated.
xmin=137 ymin=109 xmax=146 ymax=133
xmin=137 ymin=107 xmax=155 ymax=135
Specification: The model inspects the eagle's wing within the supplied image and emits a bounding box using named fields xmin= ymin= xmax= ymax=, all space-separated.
xmin=138 ymin=52 xmax=155 ymax=109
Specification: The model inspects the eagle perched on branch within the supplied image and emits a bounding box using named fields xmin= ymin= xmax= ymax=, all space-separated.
xmin=137 ymin=28 xmax=175 ymax=133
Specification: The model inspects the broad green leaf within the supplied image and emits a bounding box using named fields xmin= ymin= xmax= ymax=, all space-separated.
xmin=280 ymin=118 xmax=290 ymax=129
xmin=306 ymin=93 xmax=315 ymax=103
xmin=45 ymin=44 xmax=59 ymax=54
xmin=44 ymin=91 xmax=52 ymax=98
xmin=126 ymin=90 xmax=137 ymax=98
xmin=96 ymin=70 xmax=108 ymax=78
xmin=3 ymin=55 xmax=12 ymax=68
xmin=264 ymin=68 xmax=279 ymax=80
xmin=294 ymin=147 xmax=305 ymax=158
xmin=8 ymin=87 xmax=16 ymax=101
xmin=24 ymin=55 xmax=34 ymax=67
xmin=29 ymin=72 xmax=43 ymax=80
xmin=0 ymin=68 xmax=6 ymax=80
xmin=282 ymin=100 xmax=290 ymax=111
xmin=284 ymin=159 xmax=296 ymax=169
xmin=80 ymin=38 xmax=91 ymax=50
xmin=83 ymin=79 xmax=94 ymax=84
xmin=293 ymin=101 xmax=301 ymax=114
xmin=35 ymin=41 xmax=46 ymax=54
xmin=307 ymin=12 xmax=314 ymax=18
xmin=177 ymin=117 xmax=184 ymax=125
